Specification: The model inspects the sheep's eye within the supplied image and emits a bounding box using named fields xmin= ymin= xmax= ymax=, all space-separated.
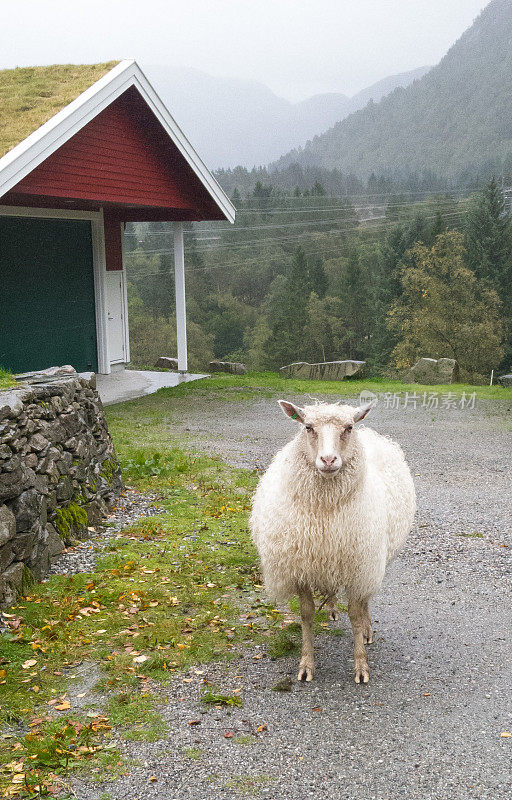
xmin=345 ymin=425 xmax=353 ymax=433
xmin=305 ymin=425 xmax=314 ymax=433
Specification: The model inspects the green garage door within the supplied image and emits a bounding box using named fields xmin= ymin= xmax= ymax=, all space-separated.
xmin=0 ymin=216 xmax=98 ymax=374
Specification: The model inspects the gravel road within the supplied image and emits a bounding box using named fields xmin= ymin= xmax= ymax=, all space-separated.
xmin=76 ymin=390 xmax=512 ymax=800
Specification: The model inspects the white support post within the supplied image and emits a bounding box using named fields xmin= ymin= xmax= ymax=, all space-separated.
xmin=173 ymin=221 xmax=188 ymax=373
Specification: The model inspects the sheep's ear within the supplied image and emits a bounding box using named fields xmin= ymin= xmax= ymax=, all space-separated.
xmin=353 ymin=401 xmax=374 ymax=423
xmin=279 ymin=400 xmax=305 ymax=423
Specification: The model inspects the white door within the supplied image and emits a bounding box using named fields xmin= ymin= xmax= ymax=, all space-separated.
xmin=105 ymin=271 xmax=126 ymax=364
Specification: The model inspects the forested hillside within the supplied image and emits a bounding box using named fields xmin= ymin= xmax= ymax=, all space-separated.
xmin=123 ymin=179 xmax=511 ymax=382
xmin=273 ymin=0 xmax=512 ymax=184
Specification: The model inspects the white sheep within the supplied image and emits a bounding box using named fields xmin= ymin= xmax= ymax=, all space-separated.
xmin=250 ymin=399 xmax=416 ymax=684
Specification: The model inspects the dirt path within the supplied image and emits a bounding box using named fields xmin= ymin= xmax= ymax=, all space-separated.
xmin=79 ymin=391 xmax=512 ymax=800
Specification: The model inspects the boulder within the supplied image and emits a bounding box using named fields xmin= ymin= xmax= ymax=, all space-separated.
xmin=498 ymin=374 xmax=512 ymax=387
xmin=406 ymin=358 xmax=459 ymax=385
xmin=279 ymin=360 xmax=365 ymax=381
xmin=154 ymin=357 xmax=179 ymax=371
xmin=209 ymin=360 xmax=247 ymax=375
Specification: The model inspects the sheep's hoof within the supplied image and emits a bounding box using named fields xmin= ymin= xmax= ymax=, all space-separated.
xmin=354 ymin=660 xmax=370 ymax=684
xmin=329 ymin=608 xmax=339 ymax=621
xmin=297 ymin=662 xmax=314 ymax=682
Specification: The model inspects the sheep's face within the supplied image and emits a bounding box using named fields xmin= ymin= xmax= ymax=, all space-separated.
xmin=279 ymin=400 xmax=373 ymax=477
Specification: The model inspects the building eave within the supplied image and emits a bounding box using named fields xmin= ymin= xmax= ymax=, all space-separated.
xmin=0 ymin=59 xmax=235 ymax=223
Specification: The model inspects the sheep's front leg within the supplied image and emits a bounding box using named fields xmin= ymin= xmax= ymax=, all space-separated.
xmin=297 ymin=587 xmax=315 ymax=682
xmin=348 ymin=597 xmax=371 ymax=684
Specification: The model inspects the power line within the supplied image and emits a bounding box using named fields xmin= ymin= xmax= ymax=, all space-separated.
xmin=123 ymin=198 xmax=470 ymax=239
xmin=125 ymin=211 xmax=469 ymax=279
xmin=127 ymin=210 xmax=469 ymax=257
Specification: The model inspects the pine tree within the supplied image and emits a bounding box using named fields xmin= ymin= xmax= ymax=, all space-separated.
xmin=308 ymin=257 xmax=328 ymax=299
xmin=465 ymin=178 xmax=512 ymax=368
xmin=263 ymin=247 xmax=310 ymax=367
xmin=465 ymin=177 xmax=512 ymax=291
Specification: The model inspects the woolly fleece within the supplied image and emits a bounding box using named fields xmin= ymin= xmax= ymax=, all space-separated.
xmin=250 ymin=403 xmax=416 ymax=603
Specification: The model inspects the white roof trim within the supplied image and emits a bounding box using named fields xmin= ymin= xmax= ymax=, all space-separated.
xmin=0 ymin=59 xmax=235 ymax=223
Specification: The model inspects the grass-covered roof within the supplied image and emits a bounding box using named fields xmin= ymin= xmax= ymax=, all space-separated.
xmin=0 ymin=62 xmax=119 ymax=158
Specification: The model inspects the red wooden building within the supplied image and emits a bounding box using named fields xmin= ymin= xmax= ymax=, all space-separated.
xmin=0 ymin=60 xmax=235 ymax=375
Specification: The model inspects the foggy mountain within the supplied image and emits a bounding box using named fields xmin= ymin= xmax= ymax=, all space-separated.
xmin=144 ymin=64 xmax=430 ymax=169
xmin=273 ymin=0 xmax=512 ymax=184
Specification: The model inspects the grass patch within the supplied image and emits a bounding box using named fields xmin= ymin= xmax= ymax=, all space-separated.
xmin=148 ymin=371 xmax=512 ymax=402
xmin=267 ymin=628 xmax=301 ymax=659
xmin=0 ymin=368 xmax=16 ymax=390
xmin=224 ymin=774 xmax=276 ymax=796
xmin=202 ymin=686 xmax=243 ymax=707
xmin=0 ymin=62 xmax=118 ymax=157
xmin=183 ymin=746 xmax=203 ymax=760
xmin=0 ymin=437 xmax=276 ymax=796
xmin=232 ymin=735 xmax=255 ymax=746
xmin=106 ymin=692 xmax=167 ymax=742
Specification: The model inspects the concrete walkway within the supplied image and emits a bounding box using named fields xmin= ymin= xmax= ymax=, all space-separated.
xmin=94 ymin=370 xmax=207 ymax=405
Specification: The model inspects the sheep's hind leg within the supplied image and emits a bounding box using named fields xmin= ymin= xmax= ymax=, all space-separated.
xmin=297 ymin=587 xmax=315 ymax=682
xmin=325 ymin=595 xmax=339 ymax=621
xmin=348 ymin=597 xmax=371 ymax=684
xmin=362 ymin=600 xmax=373 ymax=645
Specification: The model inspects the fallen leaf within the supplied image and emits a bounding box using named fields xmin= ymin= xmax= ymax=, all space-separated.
xmin=133 ymin=655 xmax=149 ymax=664
xmin=256 ymin=724 xmax=267 ymax=733
xmin=22 ymin=659 xmax=37 ymax=669
xmin=188 ymin=719 xmax=201 ymax=726
xmin=149 ymin=776 xmax=158 ymax=782
xmin=224 ymin=731 xmax=234 ymax=739
xmin=501 ymin=731 xmax=512 ymax=738
xmin=312 ymin=706 xmax=322 ymax=712
xmin=55 ymin=701 xmax=71 ymax=711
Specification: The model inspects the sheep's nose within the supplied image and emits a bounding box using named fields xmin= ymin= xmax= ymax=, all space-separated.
xmin=321 ymin=454 xmax=337 ymax=468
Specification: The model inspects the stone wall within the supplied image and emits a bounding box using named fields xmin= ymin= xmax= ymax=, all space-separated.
xmin=0 ymin=367 xmax=122 ymax=605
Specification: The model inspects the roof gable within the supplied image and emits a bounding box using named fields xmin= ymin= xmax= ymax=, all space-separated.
xmin=10 ymin=87 xmax=218 ymax=216
xmin=0 ymin=62 xmax=119 ymax=158
xmin=0 ymin=60 xmax=235 ymax=223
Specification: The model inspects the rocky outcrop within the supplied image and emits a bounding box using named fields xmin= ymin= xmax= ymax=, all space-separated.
xmin=209 ymin=360 xmax=247 ymax=375
xmin=405 ymin=358 xmax=459 ymax=385
xmin=0 ymin=367 xmax=122 ymax=605
xmin=279 ymin=360 xmax=365 ymax=381
xmin=154 ymin=357 xmax=179 ymax=371
xmin=498 ymin=374 xmax=512 ymax=387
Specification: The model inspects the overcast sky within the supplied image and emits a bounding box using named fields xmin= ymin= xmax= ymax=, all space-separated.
xmin=1 ymin=0 xmax=489 ymax=100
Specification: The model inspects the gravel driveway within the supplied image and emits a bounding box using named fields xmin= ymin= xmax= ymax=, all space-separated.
xmin=77 ymin=390 xmax=512 ymax=800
